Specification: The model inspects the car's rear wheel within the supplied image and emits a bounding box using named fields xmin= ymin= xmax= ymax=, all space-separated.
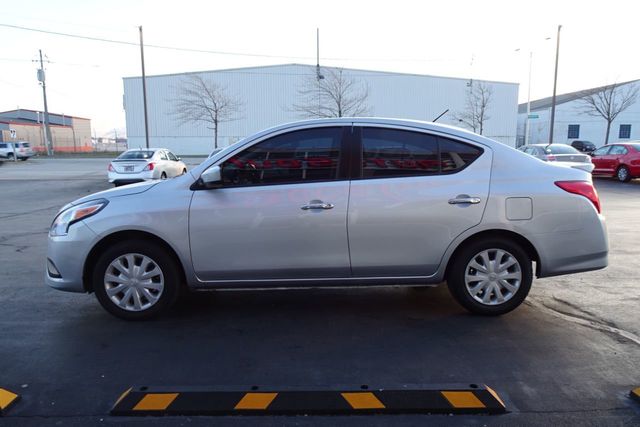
xmin=182 ymin=168 xmax=187 ymax=175
xmin=447 ymin=237 xmax=532 ymax=315
xmin=19 ymin=157 xmax=27 ymax=161
xmin=160 ymin=172 xmax=167 ymax=180
xmin=616 ymin=165 xmax=631 ymax=182
xmin=93 ymin=240 xmax=180 ymax=320
xmin=7 ymin=153 xmax=14 ymax=160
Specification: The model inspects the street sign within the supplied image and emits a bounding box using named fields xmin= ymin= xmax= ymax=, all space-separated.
xmin=528 ymin=114 xmax=539 ymax=119
xmin=9 ymin=129 xmax=16 ymax=139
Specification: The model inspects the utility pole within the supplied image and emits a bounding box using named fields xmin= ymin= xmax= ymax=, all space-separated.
xmin=315 ymin=28 xmax=324 ymax=117
xmin=548 ymin=25 xmax=562 ymax=145
xmin=37 ymin=50 xmax=54 ymax=156
xmin=139 ymin=26 xmax=150 ymax=149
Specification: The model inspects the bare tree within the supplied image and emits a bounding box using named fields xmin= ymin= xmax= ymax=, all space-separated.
xmin=453 ymin=82 xmax=493 ymax=135
xmin=577 ymin=82 xmax=639 ymax=145
xmin=293 ymin=67 xmax=370 ymax=118
xmin=172 ymin=75 xmax=243 ymax=149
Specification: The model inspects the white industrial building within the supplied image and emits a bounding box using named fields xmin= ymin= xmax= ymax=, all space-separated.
xmin=517 ymin=79 xmax=640 ymax=147
xmin=123 ymin=64 xmax=520 ymax=155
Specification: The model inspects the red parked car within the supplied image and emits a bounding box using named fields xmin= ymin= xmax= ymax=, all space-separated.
xmin=591 ymin=142 xmax=640 ymax=182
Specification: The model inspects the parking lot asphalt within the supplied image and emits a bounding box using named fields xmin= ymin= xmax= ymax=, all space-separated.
xmin=1 ymin=158 xmax=639 ymax=426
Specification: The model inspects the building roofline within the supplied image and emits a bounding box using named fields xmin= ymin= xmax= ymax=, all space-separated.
xmin=123 ymin=62 xmax=519 ymax=86
xmin=518 ymin=79 xmax=640 ymax=113
xmin=0 ymin=108 xmax=91 ymax=120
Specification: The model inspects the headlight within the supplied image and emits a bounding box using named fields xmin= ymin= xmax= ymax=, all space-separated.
xmin=50 ymin=199 xmax=108 ymax=237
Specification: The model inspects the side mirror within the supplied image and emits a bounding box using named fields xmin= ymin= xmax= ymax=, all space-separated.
xmin=200 ymin=165 xmax=222 ymax=189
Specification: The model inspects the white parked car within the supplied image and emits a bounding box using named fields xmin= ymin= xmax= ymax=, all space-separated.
xmin=108 ymin=148 xmax=187 ymax=186
xmin=0 ymin=141 xmax=35 ymax=160
xmin=518 ymin=144 xmax=595 ymax=173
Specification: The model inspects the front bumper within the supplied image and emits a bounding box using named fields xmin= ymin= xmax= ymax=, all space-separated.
xmin=45 ymin=220 xmax=98 ymax=293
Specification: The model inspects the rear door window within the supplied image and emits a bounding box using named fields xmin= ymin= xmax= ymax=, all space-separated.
xmin=360 ymin=127 xmax=483 ymax=178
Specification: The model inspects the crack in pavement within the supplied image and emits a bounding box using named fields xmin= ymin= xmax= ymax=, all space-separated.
xmin=0 ymin=205 xmax=61 ymax=219
xmin=526 ymin=298 xmax=640 ymax=347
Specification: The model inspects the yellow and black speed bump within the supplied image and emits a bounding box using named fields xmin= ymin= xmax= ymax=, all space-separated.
xmin=631 ymin=387 xmax=640 ymax=404
xmin=111 ymin=384 xmax=506 ymax=416
xmin=0 ymin=388 xmax=20 ymax=415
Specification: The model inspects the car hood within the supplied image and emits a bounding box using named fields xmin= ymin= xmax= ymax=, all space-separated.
xmin=65 ymin=181 xmax=159 ymax=208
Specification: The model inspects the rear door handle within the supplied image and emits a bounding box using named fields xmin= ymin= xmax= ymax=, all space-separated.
xmin=448 ymin=196 xmax=481 ymax=205
xmin=301 ymin=200 xmax=334 ymax=210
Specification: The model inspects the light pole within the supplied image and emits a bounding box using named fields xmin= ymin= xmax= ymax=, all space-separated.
xmin=548 ymin=25 xmax=562 ymax=145
xmin=515 ymin=37 xmax=551 ymax=146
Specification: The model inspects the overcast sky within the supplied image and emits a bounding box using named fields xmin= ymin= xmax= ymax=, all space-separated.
xmin=1 ymin=0 xmax=637 ymax=136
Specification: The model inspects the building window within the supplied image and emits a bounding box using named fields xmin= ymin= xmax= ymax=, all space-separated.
xmin=619 ymin=124 xmax=631 ymax=139
xmin=567 ymin=124 xmax=580 ymax=139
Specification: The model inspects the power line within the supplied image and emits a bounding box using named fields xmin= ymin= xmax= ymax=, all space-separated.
xmin=0 ymin=22 xmax=465 ymax=64
xmin=0 ymin=22 xmax=317 ymax=60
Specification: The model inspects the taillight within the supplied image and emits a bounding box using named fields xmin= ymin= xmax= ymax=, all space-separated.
xmin=143 ymin=162 xmax=155 ymax=171
xmin=108 ymin=163 xmax=114 ymax=172
xmin=545 ymin=154 xmax=556 ymax=161
xmin=555 ymin=181 xmax=601 ymax=213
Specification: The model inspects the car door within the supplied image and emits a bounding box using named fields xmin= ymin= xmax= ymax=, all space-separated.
xmin=347 ymin=126 xmax=490 ymax=277
xmin=189 ymin=126 xmax=351 ymax=282
xmin=590 ymin=146 xmax=612 ymax=173
xmin=608 ymin=145 xmax=628 ymax=171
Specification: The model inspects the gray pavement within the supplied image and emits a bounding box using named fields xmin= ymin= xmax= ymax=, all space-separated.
xmin=0 ymin=158 xmax=639 ymax=426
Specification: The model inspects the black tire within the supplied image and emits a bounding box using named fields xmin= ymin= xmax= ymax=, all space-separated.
xmin=19 ymin=157 xmax=27 ymax=161
xmin=92 ymin=240 xmax=181 ymax=320
xmin=616 ymin=165 xmax=631 ymax=183
xmin=161 ymin=172 xmax=167 ymax=180
xmin=447 ymin=237 xmax=532 ymax=316
xmin=182 ymin=168 xmax=187 ymax=175
xmin=7 ymin=153 xmax=14 ymax=160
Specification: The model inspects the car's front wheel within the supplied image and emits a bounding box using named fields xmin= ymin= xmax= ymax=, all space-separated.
xmin=447 ymin=237 xmax=532 ymax=316
xmin=93 ymin=240 xmax=181 ymax=320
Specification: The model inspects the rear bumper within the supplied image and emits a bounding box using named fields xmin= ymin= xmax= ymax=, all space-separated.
xmin=534 ymin=213 xmax=608 ymax=278
xmin=108 ymin=170 xmax=155 ymax=184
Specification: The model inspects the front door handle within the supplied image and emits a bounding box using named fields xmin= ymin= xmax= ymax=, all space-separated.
xmin=448 ymin=195 xmax=481 ymax=205
xmin=301 ymin=200 xmax=334 ymax=210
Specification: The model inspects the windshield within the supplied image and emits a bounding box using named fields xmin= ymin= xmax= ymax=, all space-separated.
xmin=117 ymin=150 xmax=155 ymax=160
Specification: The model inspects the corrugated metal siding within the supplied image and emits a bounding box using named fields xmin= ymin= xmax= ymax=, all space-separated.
xmin=124 ymin=64 xmax=519 ymax=154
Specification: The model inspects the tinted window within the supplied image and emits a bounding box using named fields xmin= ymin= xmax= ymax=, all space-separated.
xmin=167 ymin=152 xmax=178 ymax=161
xmin=360 ymin=128 xmax=482 ymax=178
xmin=592 ymin=146 xmax=611 ymax=156
xmin=440 ymin=138 xmax=483 ymax=172
xmin=545 ymin=144 xmax=580 ymax=154
xmin=361 ymin=128 xmax=439 ymax=178
xmin=221 ymin=127 xmax=342 ymax=186
xmin=159 ymin=151 xmax=168 ymax=160
xmin=609 ymin=145 xmax=628 ymax=155
xmin=0 ymin=143 xmax=6 ymax=148
xmin=118 ymin=150 xmax=155 ymax=160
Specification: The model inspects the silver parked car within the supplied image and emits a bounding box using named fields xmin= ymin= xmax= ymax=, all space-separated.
xmin=0 ymin=141 xmax=35 ymax=160
xmin=46 ymin=119 xmax=608 ymax=320
xmin=518 ymin=143 xmax=595 ymax=173
xmin=108 ymin=148 xmax=187 ymax=186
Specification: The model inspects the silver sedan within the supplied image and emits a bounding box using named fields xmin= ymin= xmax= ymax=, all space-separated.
xmin=518 ymin=143 xmax=595 ymax=173
xmin=107 ymin=148 xmax=187 ymax=186
xmin=46 ymin=118 xmax=608 ymax=320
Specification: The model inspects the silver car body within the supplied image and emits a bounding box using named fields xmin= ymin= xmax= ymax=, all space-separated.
xmin=47 ymin=118 xmax=608 ymax=294
xmin=107 ymin=148 xmax=187 ymax=185
xmin=518 ymin=143 xmax=595 ymax=173
xmin=0 ymin=141 xmax=35 ymax=159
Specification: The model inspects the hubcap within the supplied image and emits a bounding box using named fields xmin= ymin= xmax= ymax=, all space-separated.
xmin=618 ymin=168 xmax=628 ymax=180
xmin=464 ymin=249 xmax=522 ymax=306
xmin=104 ymin=253 xmax=164 ymax=312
